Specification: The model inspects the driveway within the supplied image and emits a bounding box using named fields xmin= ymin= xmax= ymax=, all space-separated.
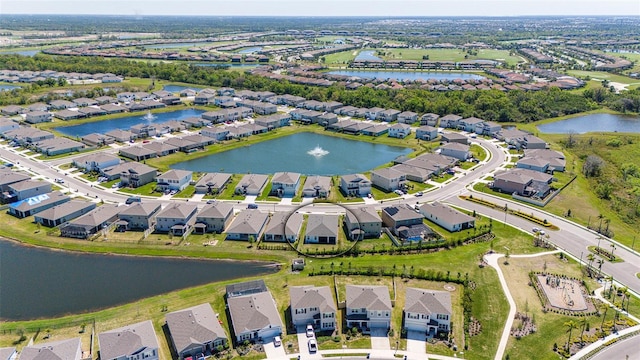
xmin=406 ymin=330 xmax=426 ymax=354
xmin=370 ymin=327 xmax=391 ymax=350
xmin=263 ymin=337 xmax=286 ymax=359
xmin=296 ymin=325 xmax=317 ymax=358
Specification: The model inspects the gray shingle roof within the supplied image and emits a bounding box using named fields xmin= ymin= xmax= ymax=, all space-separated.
xmin=34 ymin=200 xmax=96 ymax=221
xmin=405 ymin=287 xmax=452 ymax=316
xmin=98 ymin=320 xmax=159 ymax=360
xmin=225 ymin=209 xmax=269 ymax=235
xmin=157 ymin=203 xmax=198 ymax=220
xmin=271 ymin=172 xmax=301 ymax=185
xmin=263 ymin=212 xmax=303 ymax=237
xmin=0 ymin=347 xmax=16 ymax=360
xmin=346 ymin=285 xmax=392 ymax=311
xmin=345 ymin=207 xmax=381 ymax=225
xmin=20 ymin=337 xmax=81 ymax=360
xmin=196 ymin=202 xmax=234 ymax=220
xmin=305 ymin=214 xmax=338 ymax=237
xmin=166 ymin=303 xmax=228 ymax=354
xmin=118 ymin=202 xmax=161 ymax=217
xmin=68 ymin=204 xmax=121 ymax=228
xmin=290 ymin=286 xmax=336 ymax=313
xmin=157 ymin=169 xmax=192 ymax=181
xmin=419 ymin=202 xmax=474 ymax=225
xmin=227 ymin=291 xmax=282 ymax=335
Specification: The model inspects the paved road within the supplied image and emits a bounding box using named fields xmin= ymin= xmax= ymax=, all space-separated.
xmin=589 ymin=335 xmax=640 ymax=360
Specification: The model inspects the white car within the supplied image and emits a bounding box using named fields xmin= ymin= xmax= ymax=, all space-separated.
xmin=306 ymin=324 xmax=314 ymax=337
xmin=308 ymin=338 xmax=318 ymax=353
xmin=273 ymin=336 xmax=281 ymax=347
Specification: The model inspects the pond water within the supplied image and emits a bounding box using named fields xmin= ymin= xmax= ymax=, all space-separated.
xmin=537 ymin=113 xmax=640 ymax=134
xmin=194 ymin=63 xmax=258 ymax=68
xmin=144 ymin=42 xmax=208 ymax=49
xmin=237 ymin=47 xmax=263 ymax=54
xmin=0 ymin=85 xmax=20 ymax=91
xmin=163 ymin=85 xmax=203 ymax=93
xmin=355 ymin=50 xmax=383 ymax=62
xmin=171 ymin=132 xmax=412 ymax=175
xmin=328 ymin=70 xmax=486 ymax=81
xmin=55 ymin=109 xmax=205 ymax=137
xmin=0 ymin=239 xmax=276 ymax=320
xmin=0 ymin=49 xmax=40 ymax=56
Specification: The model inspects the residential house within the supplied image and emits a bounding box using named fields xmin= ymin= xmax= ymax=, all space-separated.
xmin=0 ymin=119 xmax=19 ymax=134
xmin=194 ymin=92 xmax=216 ymax=105
xmin=371 ymin=168 xmax=406 ymax=192
xmin=72 ymin=97 xmax=98 ymax=107
xmin=34 ymin=201 xmax=97 ymax=227
xmin=304 ymin=214 xmax=338 ymax=244
xmin=361 ymin=124 xmax=389 ymax=137
xmin=475 ymin=120 xmax=501 ymax=136
xmin=81 ymin=133 xmax=115 ymax=147
xmin=379 ymin=109 xmax=401 ymax=122
xmin=492 ymin=168 xmax=554 ymax=197
xmin=516 ymin=157 xmax=550 ymax=173
xmin=520 ymin=149 xmax=566 ymax=172
xmin=0 ymin=169 xmax=30 ymax=193
xmin=344 ymin=206 xmax=382 ymax=240
xmin=236 ymin=99 xmax=277 ymax=115
xmin=34 ymin=137 xmax=85 ymax=156
xmin=142 ymin=141 xmax=179 ymax=157
xmin=397 ymin=111 xmax=418 ymax=124
xmin=3 ymin=127 xmax=54 ymax=145
xmin=439 ymin=114 xmax=462 ymax=128
xmin=116 ymin=202 xmax=162 ymax=231
xmin=193 ymin=201 xmax=234 ymax=234
xmin=270 ymin=172 xmax=301 ymax=197
xmin=440 ymin=132 xmax=469 ymax=145
xmin=522 ymin=135 xmax=547 ymax=149
xmin=49 ymin=99 xmax=75 ymax=110
xmin=73 ymin=153 xmax=120 ymax=173
xmin=95 ymin=96 xmax=116 ymax=105
xmin=225 ymin=209 xmax=269 ymax=241
xmin=416 ymin=125 xmax=438 ymax=141
xmin=301 ymin=175 xmax=331 ymax=198
xmin=130 ymin=124 xmax=157 ymax=138
xmin=213 ymin=96 xmax=236 ymax=107
xmin=382 ymin=204 xmax=433 ymax=241
xmin=119 ymin=162 xmax=157 ymax=188
xmin=419 ymin=202 xmax=475 ymax=232
xmin=235 ymin=174 xmax=269 ymax=196
xmin=27 ymin=103 xmax=49 ymax=112
xmin=54 ymin=109 xmax=84 ymax=120
xmin=404 ymin=288 xmax=452 ymax=336
xmin=420 ymin=113 xmax=440 ymax=126
xmin=323 ymin=101 xmax=343 ymax=112
xmin=458 ymin=117 xmax=484 ymax=132
xmin=1 ymin=105 xmax=24 ymax=116
xmin=166 ymin=303 xmax=228 ymax=360
xmin=3 ymin=180 xmax=51 ymax=203
xmin=100 ymin=103 xmax=127 ymax=114
xmin=119 ymin=145 xmax=157 ymax=162
xmin=195 ymin=172 xmax=232 ymax=194
xmin=263 ymin=212 xmax=303 ymax=243
xmin=317 ymin=113 xmax=339 ymax=126
xmin=388 ymin=123 xmax=411 ymax=138
xmin=154 ymin=203 xmax=198 ymax=235
xmin=226 ymin=280 xmax=282 ymax=343
xmin=339 ymin=174 xmax=371 ymax=197
xmin=345 ymin=285 xmax=392 ymax=333
xmin=98 ymin=320 xmax=159 ymax=360
xmin=8 ymin=191 xmax=70 ymax=218
xmin=105 ymin=129 xmax=137 ymax=143
xmin=365 ymin=107 xmax=385 ymax=120
xmin=439 ymin=142 xmax=470 ymax=161
xmin=59 ymin=204 xmax=121 ymax=239
xmin=390 ymin=164 xmax=432 ymax=183
xmin=290 ymin=286 xmax=337 ymax=331
xmin=25 ymin=110 xmax=52 ymax=124
xmin=20 ymin=338 xmax=82 ymax=360
xmin=254 ymin=113 xmax=291 ymax=129
xmin=155 ymin=169 xmax=192 ymax=192
xmin=200 ymin=127 xmax=230 ymax=141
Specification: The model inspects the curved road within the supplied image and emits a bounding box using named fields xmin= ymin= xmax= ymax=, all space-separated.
xmin=2 ymin=136 xmax=639 ymax=296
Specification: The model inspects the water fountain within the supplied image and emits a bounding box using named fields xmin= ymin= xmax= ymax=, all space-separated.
xmin=143 ymin=111 xmax=156 ymax=121
xmin=307 ymin=145 xmax=329 ymax=157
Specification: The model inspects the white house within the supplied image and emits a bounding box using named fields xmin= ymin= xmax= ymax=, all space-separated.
xmin=416 ymin=125 xmax=438 ymax=141
xmin=345 ymin=285 xmax=392 ymax=334
xmin=155 ymin=169 xmax=193 ymax=192
xmin=339 ymin=174 xmax=371 ymax=197
xmin=73 ymin=153 xmax=121 ymax=172
xmin=439 ymin=142 xmax=470 ymax=161
xmin=290 ymin=286 xmax=337 ymax=331
xmin=25 ymin=111 xmax=52 ymax=124
xmin=370 ymin=168 xmax=406 ymax=192
xmin=404 ymin=288 xmax=452 ymax=337
xmin=226 ymin=280 xmax=282 ymax=343
xmin=270 ymin=172 xmax=301 ymax=197
xmin=388 ymin=123 xmax=411 ymax=139
xmin=419 ymin=202 xmax=475 ymax=232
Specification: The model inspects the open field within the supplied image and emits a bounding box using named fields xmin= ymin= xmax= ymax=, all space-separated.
xmin=566 ymin=70 xmax=640 ymax=90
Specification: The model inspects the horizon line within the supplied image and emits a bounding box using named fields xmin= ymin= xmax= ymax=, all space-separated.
xmin=2 ymin=13 xmax=639 ymax=17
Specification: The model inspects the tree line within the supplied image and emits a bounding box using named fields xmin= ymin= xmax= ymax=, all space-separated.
xmin=1 ymin=54 xmax=638 ymax=122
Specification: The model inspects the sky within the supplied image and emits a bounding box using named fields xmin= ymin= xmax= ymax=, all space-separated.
xmin=1 ymin=0 xmax=639 ymax=17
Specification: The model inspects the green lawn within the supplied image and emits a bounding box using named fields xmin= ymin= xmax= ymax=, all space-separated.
xmin=432 ymin=173 xmax=454 ymax=183
xmin=118 ymin=182 xmax=162 ymax=197
xmin=374 ymin=48 xmax=525 ymax=66
xmin=172 ymin=185 xmax=196 ymax=199
xmin=567 ymin=70 xmax=640 ymax=89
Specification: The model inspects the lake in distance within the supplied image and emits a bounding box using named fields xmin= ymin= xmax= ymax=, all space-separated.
xmin=328 ymin=70 xmax=486 ymax=81
xmin=537 ymin=113 xmax=640 ymax=134
xmin=55 ymin=109 xmax=205 ymax=137
xmin=171 ymin=132 xmax=412 ymax=175
xmin=0 ymin=239 xmax=276 ymax=320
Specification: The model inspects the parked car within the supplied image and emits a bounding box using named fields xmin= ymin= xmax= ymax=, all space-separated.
xmin=273 ymin=336 xmax=282 ymax=347
xmin=308 ymin=339 xmax=317 ymax=353
xmin=415 ymin=191 xmax=423 ymax=197
xmin=54 ymin=178 xmax=64 ymax=184
xmin=4 ymin=163 xmax=14 ymax=167
xmin=306 ymin=324 xmax=314 ymax=337
xmin=394 ymin=189 xmax=404 ymax=195
xmin=125 ymin=196 xmax=141 ymax=205
xmin=247 ymin=203 xmax=258 ymax=209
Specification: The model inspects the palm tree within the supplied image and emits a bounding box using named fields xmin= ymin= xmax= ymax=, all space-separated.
xmin=600 ymin=303 xmax=610 ymax=336
xmin=597 ymin=259 xmax=604 ymax=278
xmin=564 ymin=320 xmax=578 ymax=352
xmin=609 ymin=243 xmax=616 ymax=260
xmin=586 ymin=254 xmax=595 ymax=277
xmin=579 ymin=317 xmax=588 ymax=345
